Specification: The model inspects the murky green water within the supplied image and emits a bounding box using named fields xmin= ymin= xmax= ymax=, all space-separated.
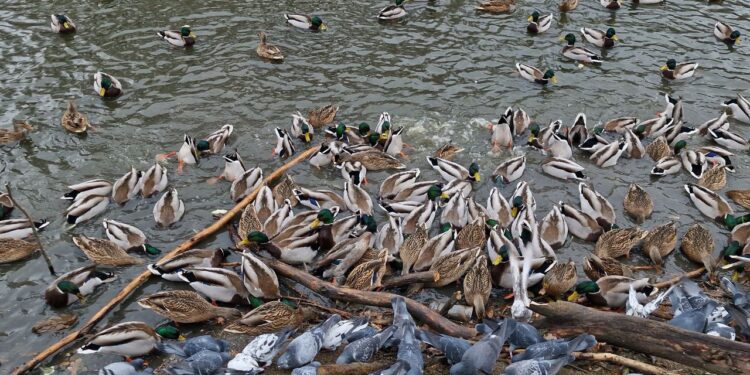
xmin=1 ymin=0 xmax=749 ymax=372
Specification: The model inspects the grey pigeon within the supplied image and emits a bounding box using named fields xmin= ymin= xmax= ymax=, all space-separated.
xmin=337 ymin=325 xmax=396 ymax=364
xmin=415 ymin=329 xmax=470 ymax=365
xmin=373 ymin=360 xmax=411 ymax=375
xmin=157 ymin=335 xmax=229 ymax=358
xmin=292 ymin=361 xmax=321 ymax=375
xmin=344 ymin=325 xmax=377 ymax=343
xmin=323 ymin=317 xmax=369 ymax=350
xmin=278 ymin=314 xmax=342 ymax=369
xmin=390 ymin=323 xmax=423 ymax=375
xmin=483 ymin=318 xmax=545 ymax=354
xmin=721 ymin=277 xmax=750 ymax=309
xmin=725 ymin=304 xmax=750 ymax=338
xmin=504 ymin=354 xmax=575 ymax=375
xmin=235 ymin=328 xmax=293 ymax=367
xmin=449 ymin=317 xmax=514 ymax=374
xmin=99 ymin=359 xmax=152 ymax=375
xmin=167 ymin=349 xmax=231 ymax=375
xmin=706 ymin=321 xmax=736 ymax=340
xmin=511 ymin=334 xmax=596 ymax=363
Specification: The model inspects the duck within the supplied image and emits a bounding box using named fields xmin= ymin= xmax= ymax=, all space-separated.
xmin=254 ymin=186 xmax=277 ymax=224
xmin=225 ymin=301 xmax=313 ymax=335
xmin=579 ymin=183 xmax=616 ymax=229
xmin=272 ymin=174 xmax=298 ymax=207
xmin=722 ymin=94 xmax=750 ymax=124
xmin=230 ymin=167 xmax=263 ymax=202
xmin=515 ymin=63 xmax=557 ymax=85
xmin=263 ymin=200 xmax=293 ymax=238
xmin=156 ymin=135 xmax=208 ymax=174
xmin=72 ymin=235 xmax=142 ymax=266
xmin=565 ymin=113 xmax=588 ymax=147
xmin=578 ymin=127 xmax=609 ymax=153
xmin=698 ymin=146 xmax=735 ymax=173
xmin=45 ymin=265 xmax=116 ymax=308
xmin=157 ymin=25 xmax=196 ymax=47
xmin=651 ymin=156 xmax=682 ymax=176
xmin=434 ymin=142 xmax=464 ymax=160
xmin=112 ymin=167 xmax=143 ymax=204
xmin=428 ymin=247 xmax=481 ymax=287
xmin=594 ymin=228 xmax=645 ymax=259
xmin=382 ymin=181 xmax=441 ymax=203
xmin=402 ymin=200 xmax=437 ymax=235
xmin=0 ymin=120 xmax=33 ymax=144
xmin=646 ymin=136 xmax=671 ymax=162
xmin=141 ymin=163 xmax=168 ymax=197
xmin=376 ymin=215 xmax=404 ymax=255
xmin=272 ymin=127 xmax=296 ymax=158
xmin=65 ymin=195 xmax=110 ymax=226
xmin=178 ymin=267 xmax=249 ymax=304
xmin=642 ymin=222 xmax=677 ymax=267
xmin=623 ymin=183 xmax=652 ymax=223
xmin=542 ymin=260 xmax=577 ymax=300
xmin=546 ymin=133 xmax=572 ymax=159
xmin=290 ymin=113 xmax=314 ymax=145
xmin=561 ymin=34 xmax=602 ymax=63
xmin=486 ymin=188 xmax=513 ymax=228
xmin=343 ymin=182 xmax=373 ymax=215
xmin=294 ymin=187 xmax=346 ymax=210
xmin=441 ymin=192 xmax=469 ymax=228
xmin=256 ymin=32 xmax=284 ymax=61
xmin=307 ymin=104 xmax=338 ymax=128
xmin=684 ymin=183 xmax=733 ymax=221
xmin=50 ymin=14 xmax=76 ymax=33
xmin=317 ymin=232 xmax=374 ymax=282
xmin=476 ymin=0 xmax=515 ymax=13
xmin=539 ymin=205 xmax=568 ymax=250
xmin=559 ymin=0 xmax=579 ymax=12
xmin=147 ymin=248 xmax=229 ymax=282
xmin=623 ymin=129 xmax=645 ymax=159
xmin=590 ymin=140 xmax=628 ymax=167
xmin=581 ymin=27 xmax=618 ymax=48
xmin=697 ymin=112 xmax=729 ymax=136
xmin=426 ymin=157 xmax=480 ymax=182
xmin=241 ymin=231 xmax=319 ymax=265
xmin=103 ymin=219 xmax=153 ymax=252
xmin=399 ymin=225 xmax=429 ymax=274
xmin=492 ymin=155 xmax=527 ymax=187
xmin=699 ymin=165 xmax=726 ymax=191
xmin=78 ymin=322 xmax=181 ymax=358
xmin=341 ymin=148 xmax=406 ymax=171
xmin=727 ymin=190 xmax=750 ymax=210
xmin=344 ymin=249 xmax=389 ymax=291
xmin=635 ymin=114 xmax=670 ymax=138
xmin=0 ymin=219 xmax=50 ymax=240
xmin=541 ymin=157 xmax=585 ymax=180
xmin=709 ymin=129 xmax=750 ymax=151
xmin=378 ymin=0 xmax=407 ymax=20
xmin=153 ymin=187 xmax=185 ymax=227
xmin=60 ymin=100 xmax=89 ymax=133
xmin=463 ymin=253 xmax=492 ymax=318
xmin=513 ymin=108 xmax=531 ymax=135
xmin=600 ymin=0 xmax=622 ymax=9
xmin=138 ymin=290 xmax=241 ymax=324
xmin=526 ymin=11 xmax=553 ymax=34
xmin=0 ymin=238 xmax=38 ymax=264
xmin=239 ymin=251 xmax=280 ymax=299
xmin=456 ymin=217 xmax=487 ymax=250
xmin=569 ymin=277 xmax=655 ymax=307
xmin=582 ymin=254 xmax=631 ymax=282
xmin=714 ymin=21 xmax=741 ymax=45
xmin=0 ymin=193 xmax=11 ymax=219
xmin=413 ymin=225 xmax=456 ymax=271
xmin=204 ymin=124 xmax=233 ymax=155
xmin=660 ymin=59 xmax=698 ymax=80
xmin=560 ymin=202 xmax=601 ymax=242
xmin=93 ymin=72 xmax=122 ymax=98
xmin=603 ymin=117 xmax=638 ymax=133
xmin=284 ymin=14 xmax=327 ymax=31
xmin=489 ymin=109 xmax=514 ymax=152
xmin=681 ymin=224 xmax=716 ymax=273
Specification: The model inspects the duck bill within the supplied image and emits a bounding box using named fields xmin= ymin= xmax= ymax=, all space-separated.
xmin=178 ymin=334 xmax=187 ymax=341
xmin=659 ymin=65 xmax=668 ymax=71
xmin=473 ymin=172 xmax=481 ymax=182
xmin=99 ymin=87 xmax=106 ymax=96
xmin=320 ymin=23 xmax=328 ymax=31
xmin=76 ymin=293 xmax=86 ymax=303
xmin=63 ymin=22 xmax=70 ymax=29
xmin=612 ymin=35 xmax=619 ymax=41
xmin=566 ymin=291 xmax=579 ymax=302
xmin=310 ymin=218 xmax=322 ymax=229
xmin=304 ymin=133 xmax=311 ymax=142
xmin=440 ymin=192 xmax=450 ymax=200
xmin=492 ymin=255 xmax=503 ymax=266
xmin=551 ymin=76 xmax=558 ymax=84
xmin=527 ymin=16 xmax=533 ymax=22
xmin=189 ymin=32 xmax=197 ymax=39
xmin=511 ymin=207 xmax=519 ymax=218
xmin=237 ymin=239 xmax=250 ymax=247
xmin=379 ymin=132 xmax=390 ymax=141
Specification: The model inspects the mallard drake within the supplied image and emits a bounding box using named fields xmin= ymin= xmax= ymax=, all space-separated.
xmin=697 ymin=112 xmax=729 ymax=136
xmin=570 ymin=277 xmax=655 ymax=307
xmin=178 ymin=267 xmax=248 ymax=304
xmin=0 ymin=120 xmax=33 ymax=144
xmin=399 ymin=225 xmax=429 ymax=274
xmin=441 ymin=192 xmax=469 ymax=228
xmin=545 ymin=133 xmax=572 ymax=159
xmin=294 ymin=187 xmax=346 ymax=210
xmin=590 ymin=140 xmax=628 ymax=167
xmin=138 ymin=290 xmax=241 ymax=323
xmin=511 ymin=180 xmax=536 ymax=213
xmin=489 ymin=108 xmax=513 ymax=152
xmin=603 ymin=117 xmax=638 ymax=133
xmin=493 ymin=155 xmax=525 ymax=186
xmin=581 ymin=27 xmax=618 ymax=48
xmin=714 ymin=21 xmax=741 ymax=45
xmin=78 ymin=322 xmax=181 ymax=358
xmin=376 ymin=215 xmax=404 ymax=255
xmin=579 ymin=127 xmax=609 ymax=153
xmin=428 ymin=247 xmax=481 ymax=287
xmin=527 ymin=11 xmax=553 ymax=34
xmin=65 ymin=195 xmax=109 ymax=226
xmin=382 ymin=181 xmax=441 ymax=203
xmin=285 ymin=14 xmax=327 ymax=31
xmin=646 ymin=136 xmax=671 ymax=162
xmin=254 ymin=186 xmax=276 ymax=222
xmin=341 ymin=148 xmax=406 ymax=171
xmin=600 ymin=0 xmax=622 ymax=9
xmin=225 ymin=301 xmax=313 ymax=335
xmin=727 ymin=190 xmax=750 ymax=210
xmin=651 ymin=156 xmax=682 ymax=176
xmin=560 ymin=202 xmax=601 ymax=242
xmin=241 ymin=231 xmax=319 ymax=265
xmin=699 ymin=165 xmax=727 ymax=191
xmin=722 ymin=94 xmax=750 ymax=124
xmin=456 ymin=217 xmax=486 ymax=250
xmin=344 ymin=249 xmax=388 ymax=291
xmin=413 ymin=225 xmax=456 ymax=271
xmin=542 ymin=260 xmax=577 ymax=300
xmin=660 ymin=59 xmax=698 ymax=80
xmin=141 ymin=163 xmax=168 ymax=197
xmin=463 ymin=253 xmax=492 ymax=318
xmin=684 ymin=183 xmax=733 ymax=221
xmin=50 ymin=14 xmax=76 ymax=33
xmin=157 ymin=25 xmax=196 ymax=47
xmin=263 ymin=200 xmax=293 ymax=238
xmin=623 ymin=129 xmax=645 ymax=159
xmin=60 ymin=100 xmax=89 ymax=133
xmin=642 ymin=221 xmax=677 ymax=267
xmin=112 ymin=167 xmax=143 ymax=204
xmin=0 ymin=238 xmax=38 ymax=263
xmin=594 ymin=228 xmax=645 ymax=259
xmin=257 ymin=32 xmax=284 ymax=61
xmin=378 ymin=0 xmax=407 ymax=20
xmin=239 ymin=251 xmax=280 ymax=299
xmin=681 ymin=224 xmax=716 ymax=273
xmin=147 ymin=248 xmax=229 ymax=281
xmin=514 ymin=108 xmax=531 ymax=135
xmin=402 ymin=200 xmax=437 ymax=235
xmin=0 ymin=193 xmax=11 ymax=219
xmin=272 ymin=127 xmax=295 ymax=158
xmin=426 ymin=157 xmax=480 ymax=182
xmin=476 ymin=0 xmax=515 ymax=13
xmin=709 ymin=129 xmax=749 ymax=151
xmin=318 ymin=232 xmax=373 ymax=282
xmin=290 ymin=113 xmax=314 ymax=145
xmin=231 ymin=167 xmax=263 ymax=202
xmin=566 ymin=113 xmax=588 ymax=146
xmin=383 ymin=126 xmax=405 ymax=157
xmin=579 ymin=183 xmax=616 ymax=229
xmin=72 ymin=235 xmax=142 ymax=266
xmin=153 ymin=187 xmax=185 ymax=227
xmin=559 ymin=0 xmax=578 ymax=11
xmin=45 ymin=265 xmax=116 ymax=308
xmin=306 ymin=207 xmax=339 ymax=249
xmin=541 ymin=157 xmax=585 ymax=181
xmin=103 ymin=219 xmax=154 ymax=253
xmin=635 ymin=114 xmax=670 ymax=138
xmin=204 ymin=124 xmax=233 ymax=155
xmin=434 ymin=142 xmax=464 ymax=160
xmin=582 ymin=254 xmax=631 ymax=281
xmin=172 ymin=135 xmax=207 ymax=173
xmin=486 ymin=187 xmax=513 ymax=228
xmin=623 ymin=183 xmax=652 ymax=223
xmin=343 ymin=182 xmax=373 ymax=215
xmin=378 ymin=169 xmax=419 ymax=199
xmin=561 ymin=34 xmax=602 ymax=63
xmin=93 ymin=72 xmax=122 ymax=98
xmin=539 ymin=205 xmax=568 ymax=250
xmin=0 ymin=219 xmax=49 ymax=240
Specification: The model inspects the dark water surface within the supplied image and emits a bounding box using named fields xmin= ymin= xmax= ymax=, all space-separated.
xmin=1 ymin=0 xmax=749 ymax=372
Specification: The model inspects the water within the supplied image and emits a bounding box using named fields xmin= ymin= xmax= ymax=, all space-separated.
xmin=1 ymin=0 xmax=749 ymax=372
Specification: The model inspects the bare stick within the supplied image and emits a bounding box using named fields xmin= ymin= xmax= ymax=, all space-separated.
xmin=382 ymin=271 xmax=434 ymax=287
xmin=4 ymin=183 xmax=55 ymax=275
xmin=574 ymin=352 xmax=678 ymax=375
xmin=652 ymin=267 xmax=705 ymax=289
xmin=11 ymin=146 xmax=320 ymax=375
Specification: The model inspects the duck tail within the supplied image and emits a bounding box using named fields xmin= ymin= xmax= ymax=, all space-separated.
xmin=157 ymin=31 xmax=166 ymax=39
xmin=213 ymin=306 xmax=242 ymax=319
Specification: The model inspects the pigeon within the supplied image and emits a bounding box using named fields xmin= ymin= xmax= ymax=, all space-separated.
xmin=725 ymin=304 xmax=750 ymax=339
xmin=373 ymin=359 xmax=412 ymax=375
xmin=669 ymin=279 xmax=731 ymax=335
xmin=484 ymin=318 xmax=545 ymax=354
xmin=157 ymin=335 xmax=229 ymax=358
xmin=166 ymin=349 xmax=231 ymax=375
xmin=388 ymin=323 xmax=423 ymax=375
xmin=322 ymin=317 xmax=369 ymax=350
xmin=98 ymin=358 xmax=152 ymax=375
xmin=504 ymin=354 xmax=576 ymax=375
xmin=626 ymin=284 xmax=673 ymax=318
xmin=449 ymin=318 xmax=514 ymax=374
xmin=344 ymin=325 xmax=377 ymax=343
xmin=232 ymin=328 xmax=293 ymax=368
xmin=415 ymin=328 xmax=471 ymax=365
xmin=511 ymin=334 xmax=596 ymax=363
xmin=337 ymin=325 xmax=396 ymax=364
xmin=721 ymin=276 xmax=750 ymax=309
xmin=278 ymin=314 xmax=342 ymax=369
xmin=292 ymin=361 xmax=321 ymax=375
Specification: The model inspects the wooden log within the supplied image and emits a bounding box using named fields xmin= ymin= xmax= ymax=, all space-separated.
xmin=573 ymin=352 xmax=678 ymax=375
xmin=11 ymin=146 xmax=320 ymax=375
xmin=264 ymin=257 xmax=477 ymax=339
xmin=382 ymin=271 xmax=434 ymax=287
xmin=652 ymin=267 xmax=705 ymax=289
xmin=530 ymin=301 xmax=750 ymax=375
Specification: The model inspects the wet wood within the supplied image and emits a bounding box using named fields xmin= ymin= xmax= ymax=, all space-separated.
xmin=382 ymin=271 xmax=434 ymax=287
xmin=11 ymin=145 xmax=320 ymax=375
xmin=531 ymin=301 xmax=750 ymax=375
xmin=574 ymin=352 xmax=678 ymax=375
xmin=652 ymin=267 xmax=705 ymax=289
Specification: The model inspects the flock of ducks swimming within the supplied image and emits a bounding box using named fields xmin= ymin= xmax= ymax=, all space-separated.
xmin=0 ymin=2 xmax=749 ymax=375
